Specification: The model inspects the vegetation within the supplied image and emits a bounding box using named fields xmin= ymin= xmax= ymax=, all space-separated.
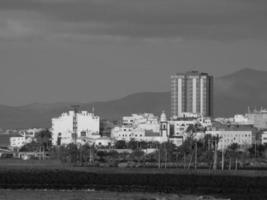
xmin=17 ymin=128 xmax=267 ymax=170
xmin=1 ymin=167 xmax=267 ymax=199
xmin=20 ymin=129 xmax=52 ymax=152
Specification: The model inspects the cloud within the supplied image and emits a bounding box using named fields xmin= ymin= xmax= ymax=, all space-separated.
xmin=0 ymin=0 xmax=266 ymax=42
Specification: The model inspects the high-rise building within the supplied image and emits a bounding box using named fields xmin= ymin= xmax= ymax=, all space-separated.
xmin=171 ymin=70 xmax=213 ymax=118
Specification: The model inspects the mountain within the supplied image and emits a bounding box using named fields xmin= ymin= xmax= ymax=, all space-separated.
xmin=0 ymin=68 xmax=267 ymax=129
xmin=0 ymin=93 xmax=170 ymax=129
xmin=214 ymin=68 xmax=267 ymax=116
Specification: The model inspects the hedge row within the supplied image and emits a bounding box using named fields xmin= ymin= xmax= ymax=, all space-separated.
xmin=0 ymin=169 xmax=267 ymax=199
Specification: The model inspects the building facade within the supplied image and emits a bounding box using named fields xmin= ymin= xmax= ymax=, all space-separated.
xmin=51 ymin=111 xmax=100 ymax=145
xmin=9 ymin=131 xmax=35 ymax=149
xmin=261 ymin=131 xmax=267 ymax=145
xmin=171 ymin=71 xmax=213 ymax=118
xmin=246 ymin=109 xmax=267 ymax=129
xmin=206 ymin=124 xmax=254 ymax=150
xmin=111 ymin=113 xmax=168 ymax=143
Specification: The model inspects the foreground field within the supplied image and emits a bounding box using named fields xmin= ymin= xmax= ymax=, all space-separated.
xmin=1 ymin=159 xmax=267 ymax=177
xmin=0 ymin=190 xmax=227 ymax=200
xmin=0 ymin=166 xmax=267 ymax=199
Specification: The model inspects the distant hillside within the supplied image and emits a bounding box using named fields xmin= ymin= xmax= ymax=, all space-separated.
xmin=0 ymin=68 xmax=267 ymax=129
xmin=214 ymin=68 xmax=267 ymax=116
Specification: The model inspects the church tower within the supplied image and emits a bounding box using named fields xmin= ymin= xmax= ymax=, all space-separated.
xmin=160 ymin=111 xmax=168 ymax=139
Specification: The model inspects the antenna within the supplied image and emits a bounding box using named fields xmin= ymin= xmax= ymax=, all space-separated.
xmin=71 ymin=105 xmax=80 ymax=144
xmin=92 ymin=104 xmax=95 ymax=114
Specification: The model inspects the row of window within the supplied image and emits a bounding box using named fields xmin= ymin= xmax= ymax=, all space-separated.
xmin=118 ymin=134 xmax=143 ymax=138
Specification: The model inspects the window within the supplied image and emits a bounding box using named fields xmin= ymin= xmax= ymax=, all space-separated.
xmin=81 ymin=131 xmax=86 ymax=137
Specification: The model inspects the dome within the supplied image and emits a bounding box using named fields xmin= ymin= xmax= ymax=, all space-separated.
xmin=160 ymin=111 xmax=167 ymax=122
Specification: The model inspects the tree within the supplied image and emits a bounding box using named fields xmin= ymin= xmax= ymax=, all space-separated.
xmin=80 ymin=144 xmax=91 ymax=165
xmin=20 ymin=141 xmax=40 ymax=152
xmin=248 ymin=144 xmax=266 ymax=158
xmin=115 ymin=140 xmax=127 ymax=149
xmin=100 ymin=119 xmax=114 ymax=137
xmin=129 ymin=150 xmax=145 ymax=164
xmin=176 ymin=137 xmax=195 ymax=169
xmin=139 ymin=141 xmax=149 ymax=149
xmin=128 ymin=139 xmax=139 ymax=150
xmin=226 ymin=143 xmax=240 ymax=170
xmin=35 ymin=129 xmax=52 ymax=151
xmin=63 ymin=143 xmax=79 ymax=164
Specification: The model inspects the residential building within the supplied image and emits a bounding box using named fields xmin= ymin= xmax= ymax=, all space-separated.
xmin=246 ymin=108 xmax=267 ymax=129
xmin=9 ymin=132 xmax=35 ymax=149
xmin=168 ymin=116 xmax=212 ymax=146
xmin=51 ymin=110 xmax=100 ymax=145
xmin=206 ymin=123 xmax=255 ymax=150
xmin=233 ymin=115 xmax=251 ymax=125
xmin=111 ymin=113 xmax=168 ymax=143
xmin=111 ymin=112 xmax=211 ymax=146
xmin=261 ymin=131 xmax=267 ymax=145
xmin=171 ymin=70 xmax=213 ymax=118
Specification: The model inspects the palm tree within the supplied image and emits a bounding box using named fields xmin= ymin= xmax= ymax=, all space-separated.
xmin=226 ymin=143 xmax=240 ymax=170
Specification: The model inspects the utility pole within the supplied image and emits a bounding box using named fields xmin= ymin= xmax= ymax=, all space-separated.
xmin=221 ymin=148 xmax=225 ymax=171
xmin=158 ymin=144 xmax=161 ymax=168
xmin=71 ymin=105 xmax=80 ymax=145
xmin=194 ymin=142 xmax=198 ymax=170
xmin=255 ymin=136 xmax=257 ymax=158
xmin=213 ymin=136 xmax=218 ymax=170
xmin=165 ymin=143 xmax=167 ymax=169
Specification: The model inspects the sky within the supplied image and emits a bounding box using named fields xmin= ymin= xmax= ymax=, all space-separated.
xmin=1 ymin=0 xmax=267 ymax=106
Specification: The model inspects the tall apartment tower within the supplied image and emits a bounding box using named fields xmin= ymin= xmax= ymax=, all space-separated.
xmin=171 ymin=71 xmax=213 ymax=118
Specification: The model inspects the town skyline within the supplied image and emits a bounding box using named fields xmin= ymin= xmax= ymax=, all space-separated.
xmin=0 ymin=67 xmax=265 ymax=106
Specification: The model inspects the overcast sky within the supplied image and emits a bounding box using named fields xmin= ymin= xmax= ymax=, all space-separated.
xmin=1 ymin=0 xmax=267 ymax=106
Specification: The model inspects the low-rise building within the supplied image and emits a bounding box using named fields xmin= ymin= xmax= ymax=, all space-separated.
xmin=111 ymin=112 xmax=168 ymax=143
xmin=247 ymin=108 xmax=267 ymax=129
xmin=9 ymin=131 xmax=35 ymax=149
xmin=261 ymin=131 xmax=267 ymax=145
xmin=206 ymin=123 xmax=255 ymax=150
xmin=51 ymin=110 xmax=100 ymax=145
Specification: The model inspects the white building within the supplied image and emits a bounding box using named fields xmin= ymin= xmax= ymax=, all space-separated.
xmin=233 ymin=114 xmax=251 ymax=125
xmin=51 ymin=110 xmax=100 ymax=145
xmin=111 ymin=112 xmax=168 ymax=143
xmin=261 ymin=131 xmax=267 ymax=145
xmin=93 ymin=137 xmax=115 ymax=147
xmin=9 ymin=132 xmax=35 ymax=149
xmin=247 ymin=108 xmax=267 ymax=129
xmin=206 ymin=124 xmax=254 ymax=150
xmin=122 ymin=113 xmax=160 ymax=132
xmin=168 ymin=116 xmax=212 ymax=146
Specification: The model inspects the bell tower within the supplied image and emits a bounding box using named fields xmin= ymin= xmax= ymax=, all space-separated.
xmin=160 ymin=111 xmax=168 ymax=138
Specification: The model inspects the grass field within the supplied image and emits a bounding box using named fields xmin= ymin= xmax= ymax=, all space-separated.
xmin=1 ymin=158 xmax=267 ymax=177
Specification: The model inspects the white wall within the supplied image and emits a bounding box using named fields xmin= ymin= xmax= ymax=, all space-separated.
xmin=51 ymin=111 xmax=100 ymax=145
xmin=206 ymin=130 xmax=253 ymax=150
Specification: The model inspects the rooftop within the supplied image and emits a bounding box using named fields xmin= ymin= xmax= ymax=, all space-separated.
xmin=144 ymin=130 xmax=160 ymax=137
xmin=212 ymin=121 xmax=255 ymax=131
